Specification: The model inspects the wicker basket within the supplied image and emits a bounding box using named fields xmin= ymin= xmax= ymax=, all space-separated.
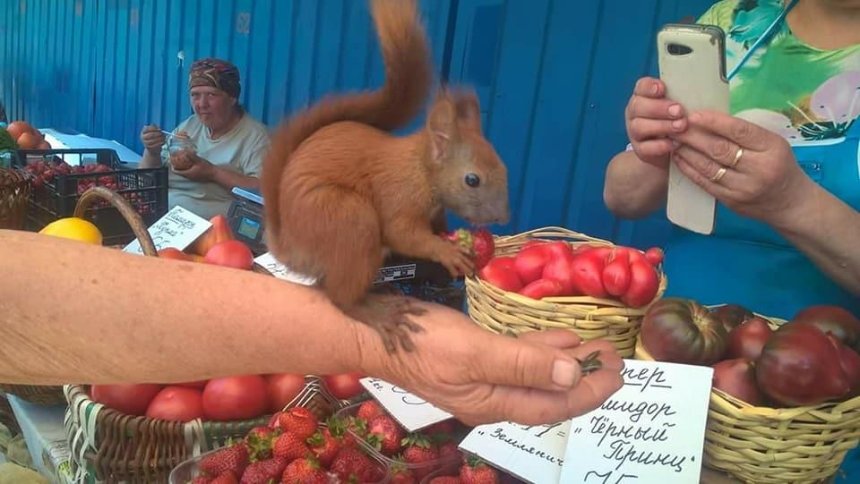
xmin=634 ymin=310 xmax=860 ymax=484
xmin=65 ymin=376 xmax=342 ymax=484
xmin=465 ymin=226 xmax=667 ymax=357
xmin=0 ymin=187 xmax=152 ymax=407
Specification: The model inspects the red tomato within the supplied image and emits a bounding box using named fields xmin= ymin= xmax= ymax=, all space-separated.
xmin=542 ymin=255 xmax=577 ymax=295
xmin=514 ymin=245 xmax=552 ymax=284
xmin=146 ymin=386 xmax=204 ymax=422
xmin=519 ymin=279 xmax=564 ymax=300
xmin=202 ymin=375 xmax=269 ymax=421
xmin=542 ymin=241 xmax=574 ymax=261
xmin=204 ymin=240 xmax=254 ymax=270
xmin=570 ymin=251 xmax=607 ymax=298
xmin=726 ymin=317 xmax=773 ymax=361
xmin=323 ymin=372 xmax=365 ymax=400
xmin=602 ymin=249 xmax=631 ymax=297
xmin=266 ymin=373 xmax=306 ymax=413
xmin=621 ymin=260 xmax=660 ymax=308
xmin=90 ymin=384 xmax=164 ymax=416
xmin=644 ymin=247 xmax=664 ymax=266
xmin=478 ymin=256 xmax=523 ymax=292
xmin=620 ymin=247 xmax=648 ymax=265
xmin=712 ymin=359 xmax=764 ymax=406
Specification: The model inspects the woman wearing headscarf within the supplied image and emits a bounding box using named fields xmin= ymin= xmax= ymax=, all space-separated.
xmin=139 ymin=58 xmax=270 ymax=219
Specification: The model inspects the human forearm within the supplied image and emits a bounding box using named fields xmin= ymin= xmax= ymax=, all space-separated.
xmin=139 ymin=149 xmax=163 ymax=169
xmin=210 ymin=166 xmax=260 ymax=191
xmin=0 ymin=230 xmax=363 ymax=385
xmin=769 ymin=182 xmax=860 ymax=295
xmin=603 ymin=151 xmax=669 ymax=219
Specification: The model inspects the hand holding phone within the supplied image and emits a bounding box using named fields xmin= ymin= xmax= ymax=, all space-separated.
xmin=657 ymin=24 xmax=730 ymax=235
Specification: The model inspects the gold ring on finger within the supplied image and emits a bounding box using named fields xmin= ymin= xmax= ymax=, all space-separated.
xmin=731 ymin=147 xmax=744 ymax=168
xmin=710 ymin=167 xmax=727 ymax=183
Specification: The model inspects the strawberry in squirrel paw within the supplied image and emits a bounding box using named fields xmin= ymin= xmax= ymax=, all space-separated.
xmin=261 ymin=0 xmax=509 ymax=354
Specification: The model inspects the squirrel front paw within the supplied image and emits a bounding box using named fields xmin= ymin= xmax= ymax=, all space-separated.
xmin=435 ymin=240 xmax=475 ymax=278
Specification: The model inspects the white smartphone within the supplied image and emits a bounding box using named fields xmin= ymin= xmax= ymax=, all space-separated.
xmin=657 ymin=24 xmax=730 ymax=235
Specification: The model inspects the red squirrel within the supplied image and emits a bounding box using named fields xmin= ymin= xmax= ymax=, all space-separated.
xmin=261 ymin=0 xmax=509 ymax=352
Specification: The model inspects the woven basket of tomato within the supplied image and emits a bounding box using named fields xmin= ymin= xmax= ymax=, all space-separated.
xmin=634 ymin=299 xmax=860 ymax=484
xmin=463 ymin=226 xmax=667 ymax=358
xmin=64 ymin=374 xmax=343 ymax=483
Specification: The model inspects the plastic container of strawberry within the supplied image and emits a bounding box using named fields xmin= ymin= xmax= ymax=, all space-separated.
xmin=334 ymin=401 xmax=471 ymax=482
xmin=13 ymin=149 xmax=168 ymax=246
xmin=419 ymin=462 xmax=527 ymax=484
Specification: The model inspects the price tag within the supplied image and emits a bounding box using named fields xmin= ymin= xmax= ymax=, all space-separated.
xmin=253 ymin=252 xmax=318 ymax=286
xmin=123 ymin=206 xmax=210 ymax=254
xmin=458 ymin=421 xmax=570 ymax=484
xmin=359 ymin=378 xmax=452 ymax=432
xmin=559 ymin=359 xmax=713 ymax=484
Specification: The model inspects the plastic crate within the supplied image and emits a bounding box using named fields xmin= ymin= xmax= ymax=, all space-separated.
xmin=13 ymin=149 xmax=168 ymax=246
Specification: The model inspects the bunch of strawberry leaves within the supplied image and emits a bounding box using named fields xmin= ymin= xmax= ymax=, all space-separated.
xmin=190 ymin=406 xmax=386 ymax=484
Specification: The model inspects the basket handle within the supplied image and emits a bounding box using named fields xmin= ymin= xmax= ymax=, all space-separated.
xmin=73 ymin=186 xmax=158 ymax=256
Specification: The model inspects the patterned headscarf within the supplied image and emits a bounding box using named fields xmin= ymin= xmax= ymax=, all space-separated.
xmin=188 ymin=58 xmax=241 ymax=99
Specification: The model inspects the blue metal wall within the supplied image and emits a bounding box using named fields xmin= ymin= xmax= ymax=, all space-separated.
xmin=0 ymin=0 xmax=716 ymax=248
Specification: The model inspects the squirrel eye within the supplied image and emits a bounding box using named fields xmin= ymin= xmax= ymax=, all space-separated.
xmin=465 ymin=173 xmax=481 ymax=188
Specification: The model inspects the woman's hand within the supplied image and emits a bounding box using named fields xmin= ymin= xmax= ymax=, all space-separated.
xmin=171 ymin=152 xmax=216 ymax=182
xmin=625 ymin=77 xmax=689 ymax=169
xmin=356 ymin=301 xmax=624 ymax=426
xmin=670 ymin=110 xmax=815 ymax=223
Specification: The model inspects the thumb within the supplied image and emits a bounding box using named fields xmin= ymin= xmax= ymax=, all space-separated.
xmin=476 ymin=336 xmax=582 ymax=392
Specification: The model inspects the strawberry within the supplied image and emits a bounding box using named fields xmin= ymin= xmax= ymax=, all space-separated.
xmin=356 ymin=400 xmax=385 ymax=422
xmin=199 ymin=443 xmax=249 ymax=478
xmin=306 ymin=428 xmax=341 ymax=467
xmin=245 ymin=426 xmax=278 ymax=460
xmin=239 ymin=456 xmax=287 ymax=484
xmin=278 ymin=407 xmax=318 ymax=440
xmin=210 ymin=471 xmax=239 ymax=484
xmin=425 ymin=420 xmax=456 ymax=442
xmin=191 ymin=476 xmax=212 ymax=484
xmin=281 ymin=456 xmax=327 ymax=484
xmin=429 ymin=477 xmax=461 ymax=484
xmin=330 ymin=447 xmax=384 ymax=483
xmin=390 ymin=459 xmax=416 ymax=484
xmin=442 ymin=228 xmax=495 ymax=271
xmin=273 ymin=432 xmax=311 ymax=461
xmin=267 ymin=411 xmax=284 ymax=429
xmin=367 ymin=414 xmax=405 ymax=456
xmin=401 ymin=434 xmax=440 ymax=480
xmin=459 ymin=456 xmax=499 ymax=484
xmin=438 ymin=441 xmax=462 ymax=462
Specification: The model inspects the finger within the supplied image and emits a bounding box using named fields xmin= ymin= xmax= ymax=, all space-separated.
xmin=674 ymin=146 xmax=741 ymax=187
xmin=672 ymin=152 xmax=733 ymax=199
xmin=517 ymin=329 xmax=582 ymax=349
xmin=634 ymin=139 xmax=675 ymax=161
xmin=688 ymin=110 xmax=771 ymax=152
xmin=629 ymin=117 xmax=686 ymax=141
xmin=475 ymin=336 xmax=583 ymax=392
xmin=672 ymin=126 xmax=747 ymax=171
xmin=633 ymin=77 xmax=666 ymax=98
xmin=627 ymin=96 xmax=685 ymax=123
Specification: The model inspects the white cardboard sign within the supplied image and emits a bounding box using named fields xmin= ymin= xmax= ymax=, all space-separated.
xmin=559 ymin=359 xmax=714 ymax=484
xmin=253 ymin=252 xmax=318 ymax=286
xmin=359 ymin=378 xmax=452 ymax=432
xmin=123 ymin=206 xmax=211 ymax=254
xmin=458 ymin=421 xmax=570 ymax=484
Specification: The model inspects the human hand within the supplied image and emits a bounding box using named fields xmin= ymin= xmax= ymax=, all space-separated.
xmin=355 ymin=301 xmax=624 ymax=426
xmin=670 ymin=110 xmax=814 ymax=222
xmin=140 ymin=125 xmax=166 ymax=154
xmin=171 ymin=152 xmax=216 ymax=182
xmin=625 ymin=77 xmax=688 ymax=169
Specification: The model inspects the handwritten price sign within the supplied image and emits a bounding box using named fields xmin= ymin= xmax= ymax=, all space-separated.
xmin=253 ymin=252 xmax=318 ymax=286
xmin=123 ymin=206 xmax=210 ymax=254
xmin=559 ymin=359 xmax=713 ymax=484
xmin=458 ymin=421 xmax=570 ymax=483
xmin=359 ymin=378 xmax=452 ymax=432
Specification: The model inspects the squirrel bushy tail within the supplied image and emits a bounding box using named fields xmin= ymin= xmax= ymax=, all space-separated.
xmin=262 ymin=0 xmax=433 ymax=236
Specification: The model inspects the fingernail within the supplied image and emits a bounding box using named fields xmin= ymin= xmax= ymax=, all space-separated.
xmin=668 ymin=105 xmax=682 ymax=117
xmin=672 ymin=119 xmax=685 ymax=130
xmin=552 ymin=359 xmax=578 ymax=387
xmin=651 ymin=84 xmax=660 ymax=96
